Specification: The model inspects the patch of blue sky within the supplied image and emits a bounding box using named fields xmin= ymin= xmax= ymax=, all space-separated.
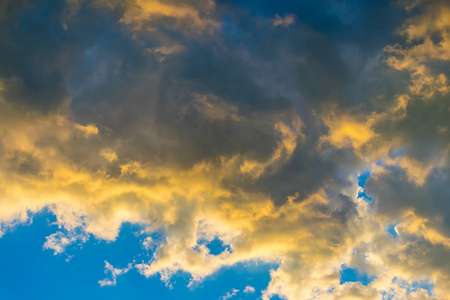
xmin=413 ymin=282 xmax=434 ymax=296
xmin=0 ymin=210 xmax=278 ymax=300
xmin=339 ymin=265 xmax=375 ymax=286
xmin=196 ymin=237 xmax=232 ymax=256
xmin=410 ymin=281 xmax=435 ymax=297
xmin=357 ymin=189 xmax=372 ymax=202
xmin=357 ymin=171 xmax=371 ymax=187
xmin=386 ymin=223 xmax=399 ymax=239
xmin=392 ymin=277 xmax=435 ymax=297
xmin=357 ymin=171 xmax=372 ymax=202
xmin=270 ymin=296 xmax=284 ymax=300
xmin=379 ymin=290 xmax=395 ymax=300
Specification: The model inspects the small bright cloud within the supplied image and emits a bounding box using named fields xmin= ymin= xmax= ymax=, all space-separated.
xmin=272 ymin=14 xmax=296 ymax=27
xmin=244 ymin=285 xmax=255 ymax=293
xmin=43 ymin=231 xmax=88 ymax=255
xmin=98 ymin=261 xmax=132 ymax=287
xmin=100 ymin=148 xmax=118 ymax=162
xmin=219 ymin=288 xmax=239 ymax=300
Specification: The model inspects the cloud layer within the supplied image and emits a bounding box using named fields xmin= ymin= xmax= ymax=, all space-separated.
xmin=0 ymin=0 xmax=449 ymax=299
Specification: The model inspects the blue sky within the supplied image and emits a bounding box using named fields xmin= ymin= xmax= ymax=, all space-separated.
xmin=0 ymin=210 xmax=431 ymax=299
xmin=0 ymin=211 xmax=279 ymax=300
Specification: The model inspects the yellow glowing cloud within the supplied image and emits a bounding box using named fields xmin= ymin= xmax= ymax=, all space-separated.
xmin=93 ymin=0 xmax=217 ymax=33
xmin=397 ymin=210 xmax=450 ymax=249
xmin=100 ymin=148 xmax=118 ymax=162
xmin=385 ymin=1 xmax=450 ymax=99
xmin=239 ymin=116 xmax=303 ymax=179
xmin=0 ymin=78 xmax=448 ymax=297
xmin=0 ymin=90 xmax=448 ymax=297
xmin=321 ymin=110 xmax=376 ymax=149
xmin=320 ymin=0 xmax=450 ymax=189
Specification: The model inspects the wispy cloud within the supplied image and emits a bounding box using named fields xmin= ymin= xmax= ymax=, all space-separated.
xmin=98 ymin=261 xmax=132 ymax=287
xmin=219 ymin=288 xmax=239 ymax=300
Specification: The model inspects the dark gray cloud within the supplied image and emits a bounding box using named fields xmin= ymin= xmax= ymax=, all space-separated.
xmin=1 ymin=0 xmax=444 ymax=209
xmin=43 ymin=0 xmax=413 ymax=207
xmin=367 ymin=167 xmax=450 ymax=232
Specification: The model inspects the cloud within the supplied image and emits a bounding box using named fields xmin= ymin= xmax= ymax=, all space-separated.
xmin=320 ymin=110 xmax=376 ymax=149
xmin=43 ymin=231 xmax=88 ymax=255
xmin=98 ymin=261 xmax=132 ymax=287
xmin=100 ymin=148 xmax=118 ymax=162
xmin=219 ymin=288 xmax=239 ymax=300
xmin=107 ymin=0 xmax=218 ymax=34
xmin=272 ymin=14 xmax=296 ymax=27
xmin=0 ymin=0 xmax=449 ymax=299
xmin=243 ymin=285 xmax=255 ymax=293
xmin=148 ymin=44 xmax=186 ymax=62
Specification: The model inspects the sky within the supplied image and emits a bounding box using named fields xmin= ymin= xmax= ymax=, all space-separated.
xmin=0 ymin=0 xmax=449 ymax=299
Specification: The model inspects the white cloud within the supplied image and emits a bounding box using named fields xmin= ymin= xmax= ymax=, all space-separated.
xmin=219 ymin=288 xmax=239 ymax=300
xmin=98 ymin=261 xmax=132 ymax=287
xmin=43 ymin=231 xmax=88 ymax=255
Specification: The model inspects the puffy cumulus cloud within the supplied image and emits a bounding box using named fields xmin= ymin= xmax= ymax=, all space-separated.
xmin=0 ymin=95 xmax=99 ymax=231
xmin=243 ymin=285 xmax=255 ymax=293
xmin=136 ymin=188 xmax=361 ymax=286
xmin=346 ymin=211 xmax=449 ymax=298
xmin=319 ymin=1 xmax=449 ymax=186
xmin=0 ymin=78 xmax=365 ymax=294
xmin=385 ymin=0 xmax=450 ymax=99
xmin=320 ymin=0 xmax=449 ymax=186
xmin=313 ymin=1 xmax=450 ymax=297
xmin=323 ymin=283 xmax=378 ymax=300
xmin=320 ymin=109 xmax=377 ymax=149
xmin=261 ymin=199 xmax=449 ymax=299
xmin=0 ymin=0 xmax=449 ymax=299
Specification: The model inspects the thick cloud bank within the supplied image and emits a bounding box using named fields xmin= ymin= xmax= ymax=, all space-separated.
xmin=0 ymin=0 xmax=449 ymax=298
